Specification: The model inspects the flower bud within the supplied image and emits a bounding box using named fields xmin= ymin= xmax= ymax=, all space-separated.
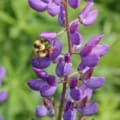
xmin=70 ymin=77 xmax=79 ymax=89
xmin=68 ymin=0 xmax=80 ymax=9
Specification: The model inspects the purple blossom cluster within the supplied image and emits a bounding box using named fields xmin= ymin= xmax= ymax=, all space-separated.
xmin=0 ymin=67 xmax=8 ymax=120
xmin=28 ymin=0 xmax=109 ymax=119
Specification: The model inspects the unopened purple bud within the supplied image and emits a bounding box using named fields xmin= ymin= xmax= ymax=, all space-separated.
xmin=70 ymin=87 xmax=80 ymax=101
xmin=58 ymin=4 xmax=65 ymax=26
xmin=84 ymin=77 xmax=105 ymax=89
xmin=40 ymin=32 xmax=57 ymax=40
xmin=48 ymin=2 xmax=60 ymax=16
xmin=64 ymin=53 xmax=71 ymax=63
xmin=70 ymin=32 xmax=82 ymax=45
xmin=0 ymin=91 xmax=8 ymax=103
xmin=70 ymin=77 xmax=79 ymax=89
xmin=82 ymin=10 xmax=98 ymax=26
xmin=68 ymin=0 xmax=80 ymax=9
xmin=63 ymin=109 xmax=77 ymax=120
xmin=70 ymin=21 xmax=79 ymax=33
xmin=40 ymin=85 xmax=57 ymax=97
xmin=28 ymin=0 xmax=48 ymax=12
xmin=28 ymin=80 xmax=42 ymax=91
xmin=80 ymin=103 xmax=98 ymax=116
xmin=36 ymin=105 xmax=48 ymax=117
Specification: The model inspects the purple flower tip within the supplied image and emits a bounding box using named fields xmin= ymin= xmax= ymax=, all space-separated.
xmin=0 ymin=67 xmax=6 ymax=84
xmin=68 ymin=0 xmax=80 ymax=9
xmin=80 ymin=103 xmax=98 ymax=116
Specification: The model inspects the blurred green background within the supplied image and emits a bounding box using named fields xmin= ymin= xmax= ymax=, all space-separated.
xmin=0 ymin=0 xmax=120 ymax=120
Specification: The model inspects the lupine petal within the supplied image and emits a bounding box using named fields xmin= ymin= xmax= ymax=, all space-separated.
xmin=70 ymin=21 xmax=79 ymax=33
xmin=68 ymin=0 xmax=80 ymax=9
xmin=28 ymin=0 xmax=48 ymax=12
xmin=58 ymin=4 xmax=65 ymax=26
xmin=82 ymin=10 xmax=98 ymax=26
xmin=80 ymin=34 xmax=104 ymax=57
xmin=70 ymin=32 xmax=82 ymax=45
xmin=48 ymin=2 xmax=60 ymax=16
xmin=81 ymin=54 xmax=99 ymax=67
xmin=79 ymin=2 xmax=94 ymax=19
xmin=63 ymin=109 xmax=77 ymax=120
xmin=0 ymin=67 xmax=6 ymax=86
xmin=28 ymin=80 xmax=40 ymax=91
xmin=40 ymin=85 xmax=57 ymax=97
xmin=70 ymin=87 xmax=80 ymax=101
xmin=30 ymin=57 xmax=51 ymax=69
xmin=49 ymin=39 xmax=63 ymax=61
xmin=40 ymin=32 xmax=57 ymax=40
xmin=90 ymin=44 xmax=109 ymax=57
xmin=70 ymin=77 xmax=79 ymax=89
xmin=36 ymin=105 xmax=48 ymax=117
xmin=64 ymin=63 xmax=72 ymax=76
xmin=80 ymin=103 xmax=98 ymax=116
xmin=84 ymin=77 xmax=105 ymax=89
xmin=46 ymin=75 xmax=58 ymax=86
xmin=0 ymin=116 xmax=3 ymax=120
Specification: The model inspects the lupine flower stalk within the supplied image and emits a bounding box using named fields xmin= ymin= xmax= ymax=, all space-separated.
xmin=27 ymin=0 xmax=109 ymax=120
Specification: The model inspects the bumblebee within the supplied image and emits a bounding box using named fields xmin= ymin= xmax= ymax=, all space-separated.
xmin=33 ymin=40 xmax=54 ymax=58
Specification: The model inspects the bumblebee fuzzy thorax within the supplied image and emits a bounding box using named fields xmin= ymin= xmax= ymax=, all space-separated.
xmin=33 ymin=40 xmax=53 ymax=58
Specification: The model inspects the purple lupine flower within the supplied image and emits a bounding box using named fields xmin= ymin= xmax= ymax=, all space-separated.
xmin=28 ymin=0 xmax=109 ymax=119
xmin=28 ymin=75 xmax=58 ymax=97
xmin=0 ymin=91 xmax=8 ymax=103
xmin=80 ymin=103 xmax=98 ymax=116
xmin=68 ymin=0 xmax=80 ymax=9
xmin=36 ymin=105 xmax=48 ymax=117
xmin=56 ymin=54 xmax=72 ymax=77
xmin=79 ymin=2 xmax=98 ymax=26
xmin=78 ymin=34 xmax=109 ymax=72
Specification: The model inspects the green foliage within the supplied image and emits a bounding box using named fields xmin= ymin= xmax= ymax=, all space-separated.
xmin=0 ymin=0 xmax=120 ymax=120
